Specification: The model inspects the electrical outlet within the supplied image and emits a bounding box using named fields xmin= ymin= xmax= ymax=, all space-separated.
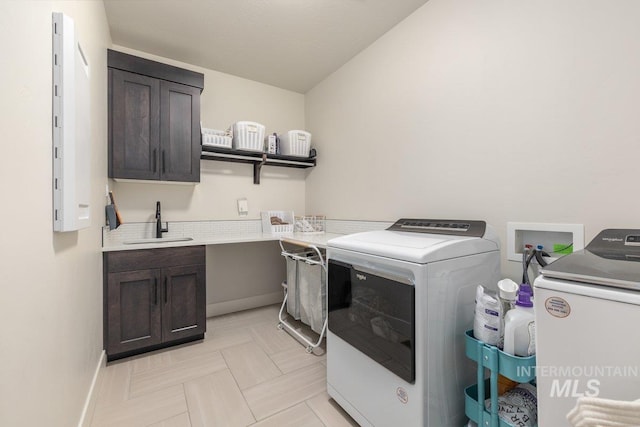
xmin=237 ymin=198 xmax=248 ymax=216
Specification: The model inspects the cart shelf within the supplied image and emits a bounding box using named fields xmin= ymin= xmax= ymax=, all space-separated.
xmin=464 ymin=330 xmax=537 ymax=427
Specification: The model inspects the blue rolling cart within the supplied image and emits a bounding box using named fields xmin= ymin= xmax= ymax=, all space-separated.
xmin=464 ymin=330 xmax=537 ymax=427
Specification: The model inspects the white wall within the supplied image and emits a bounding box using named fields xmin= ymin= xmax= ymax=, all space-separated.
xmin=0 ymin=1 xmax=111 ymax=426
xmin=108 ymin=46 xmax=307 ymax=224
xmin=305 ymin=0 xmax=640 ymax=279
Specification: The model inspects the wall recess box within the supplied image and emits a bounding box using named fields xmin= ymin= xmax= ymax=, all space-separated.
xmin=52 ymin=12 xmax=91 ymax=231
xmin=507 ymin=222 xmax=584 ymax=262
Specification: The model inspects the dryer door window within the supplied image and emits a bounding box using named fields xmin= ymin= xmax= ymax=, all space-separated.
xmin=328 ymin=259 xmax=415 ymax=383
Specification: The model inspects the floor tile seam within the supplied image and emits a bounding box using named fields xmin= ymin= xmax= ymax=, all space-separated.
xmin=263 ymin=342 xmax=287 ymax=377
xmin=216 ymin=354 xmax=260 ymax=425
xmin=127 ymin=354 xmax=228 ymax=400
xmin=304 ymin=391 xmax=333 ymax=427
xmin=92 ymin=365 xmax=125 ymax=413
xmin=143 ymin=410 xmax=191 ymax=427
xmin=247 ymin=325 xmax=280 ymax=357
xmin=246 ymin=400 xmax=324 ymax=426
xmin=124 ymin=360 xmax=133 ymax=404
xmin=207 ymin=323 xmax=269 ymax=339
xmin=269 ymin=359 xmax=326 ymax=380
xmin=221 ymin=340 xmax=286 ymax=387
xmin=301 ymin=398 xmax=329 ymax=427
xmin=267 ymin=345 xmax=326 ymax=372
xmin=239 ymin=361 xmax=327 ymax=417
xmin=130 ymin=348 xmax=227 ymax=382
xmin=182 ymin=372 xmax=246 ymax=426
xmin=201 ymin=329 xmax=255 ymax=352
xmin=91 ymin=385 xmax=187 ymax=427
xmin=146 ymin=383 xmax=190 ymax=427
xmin=165 ymin=347 xmax=232 ymax=373
xmin=181 ymin=378 xmax=199 ymax=427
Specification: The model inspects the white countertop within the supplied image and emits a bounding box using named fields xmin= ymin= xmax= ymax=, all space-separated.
xmin=102 ymin=231 xmax=344 ymax=252
xmin=102 ymin=219 xmax=393 ymax=252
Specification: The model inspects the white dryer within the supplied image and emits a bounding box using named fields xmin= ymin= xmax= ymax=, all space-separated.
xmin=327 ymin=219 xmax=501 ymax=427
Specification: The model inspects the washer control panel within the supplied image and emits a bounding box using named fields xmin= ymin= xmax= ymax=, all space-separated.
xmin=388 ymin=219 xmax=486 ymax=237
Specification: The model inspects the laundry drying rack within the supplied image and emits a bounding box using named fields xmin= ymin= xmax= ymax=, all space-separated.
xmin=277 ymin=238 xmax=328 ymax=353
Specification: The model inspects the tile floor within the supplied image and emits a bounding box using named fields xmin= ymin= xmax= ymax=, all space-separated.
xmin=88 ymin=304 xmax=358 ymax=427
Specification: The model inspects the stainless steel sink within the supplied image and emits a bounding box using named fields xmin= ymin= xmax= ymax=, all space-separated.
xmin=123 ymin=237 xmax=194 ymax=245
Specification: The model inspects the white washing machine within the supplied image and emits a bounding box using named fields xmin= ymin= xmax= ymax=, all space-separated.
xmin=326 ymin=219 xmax=501 ymax=427
xmin=534 ymin=229 xmax=640 ymax=426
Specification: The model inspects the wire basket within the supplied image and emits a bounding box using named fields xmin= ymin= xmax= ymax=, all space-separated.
xmin=294 ymin=215 xmax=326 ymax=234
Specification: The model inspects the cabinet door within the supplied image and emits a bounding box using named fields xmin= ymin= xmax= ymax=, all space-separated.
xmin=106 ymin=269 xmax=162 ymax=356
xmin=159 ymin=81 xmax=201 ymax=182
xmin=110 ymin=69 xmax=160 ymax=180
xmin=162 ymin=264 xmax=206 ymax=342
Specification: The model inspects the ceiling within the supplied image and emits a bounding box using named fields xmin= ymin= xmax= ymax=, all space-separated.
xmin=103 ymin=0 xmax=428 ymax=93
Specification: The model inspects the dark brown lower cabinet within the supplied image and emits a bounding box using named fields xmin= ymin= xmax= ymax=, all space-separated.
xmin=104 ymin=246 xmax=206 ymax=361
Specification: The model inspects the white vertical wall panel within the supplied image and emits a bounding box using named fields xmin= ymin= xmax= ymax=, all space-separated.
xmin=52 ymin=12 xmax=91 ymax=232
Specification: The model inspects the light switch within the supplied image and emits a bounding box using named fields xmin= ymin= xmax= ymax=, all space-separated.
xmin=237 ymin=198 xmax=249 ymax=216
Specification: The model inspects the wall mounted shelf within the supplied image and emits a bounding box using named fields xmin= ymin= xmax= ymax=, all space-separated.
xmin=200 ymin=146 xmax=316 ymax=184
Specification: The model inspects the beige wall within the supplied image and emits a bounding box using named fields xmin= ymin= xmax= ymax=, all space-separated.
xmin=305 ymin=0 xmax=640 ymax=279
xmin=0 ymin=1 xmax=111 ymax=426
xmin=108 ymin=46 xmax=307 ymax=224
xmin=206 ymin=241 xmax=286 ymax=316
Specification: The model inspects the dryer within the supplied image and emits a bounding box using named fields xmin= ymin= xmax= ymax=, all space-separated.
xmin=327 ymin=219 xmax=501 ymax=427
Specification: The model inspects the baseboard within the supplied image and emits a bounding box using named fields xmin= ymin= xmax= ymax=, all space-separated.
xmin=78 ymin=350 xmax=106 ymax=427
xmin=206 ymin=291 xmax=283 ymax=317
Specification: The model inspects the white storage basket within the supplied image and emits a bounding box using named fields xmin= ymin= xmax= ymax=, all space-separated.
xmin=230 ymin=121 xmax=265 ymax=152
xmin=201 ymin=128 xmax=232 ymax=149
xmin=280 ymin=130 xmax=311 ymax=157
xmin=294 ymin=215 xmax=326 ymax=234
xmin=261 ymin=211 xmax=294 ymax=234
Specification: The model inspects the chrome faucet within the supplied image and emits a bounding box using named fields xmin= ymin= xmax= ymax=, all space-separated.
xmin=155 ymin=201 xmax=169 ymax=238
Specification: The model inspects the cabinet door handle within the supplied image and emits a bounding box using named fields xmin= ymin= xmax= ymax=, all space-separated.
xmin=164 ymin=277 xmax=168 ymax=304
xmin=153 ymin=149 xmax=157 ymax=173
xmin=154 ymin=278 xmax=158 ymax=305
xmin=162 ymin=150 xmax=166 ymax=174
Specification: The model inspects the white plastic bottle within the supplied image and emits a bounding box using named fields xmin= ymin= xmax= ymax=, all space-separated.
xmin=496 ymin=279 xmax=518 ymax=349
xmin=503 ymin=291 xmax=535 ymax=356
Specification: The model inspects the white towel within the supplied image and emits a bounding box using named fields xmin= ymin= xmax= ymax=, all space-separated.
xmin=567 ymin=397 xmax=640 ymax=427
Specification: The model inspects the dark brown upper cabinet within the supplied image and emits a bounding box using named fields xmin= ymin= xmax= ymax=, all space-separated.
xmin=108 ymin=49 xmax=204 ymax=183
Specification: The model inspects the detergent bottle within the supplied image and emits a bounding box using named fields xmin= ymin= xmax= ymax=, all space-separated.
xmin=503 ymin=290 xmax=535 ymax=356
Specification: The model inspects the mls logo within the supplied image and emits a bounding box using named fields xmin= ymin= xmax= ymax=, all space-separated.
xmin=550 ymin=379 xmax=600 ymax=398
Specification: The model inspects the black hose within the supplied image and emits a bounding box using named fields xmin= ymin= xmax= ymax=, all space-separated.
xmin=535 ymin=250 xmax=548 ymax=267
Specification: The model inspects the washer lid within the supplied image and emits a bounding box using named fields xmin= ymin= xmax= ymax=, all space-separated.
xmin=540 ymin=229 xmax=640 ymax=291
xmin=327 ymin=229 xmax=499 ymax=264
